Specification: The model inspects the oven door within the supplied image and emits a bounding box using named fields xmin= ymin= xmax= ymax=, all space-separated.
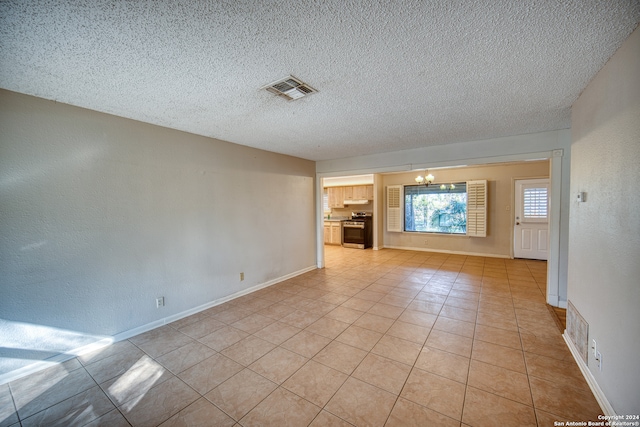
xmin=343 ymin=222 xmax=365 ymax=249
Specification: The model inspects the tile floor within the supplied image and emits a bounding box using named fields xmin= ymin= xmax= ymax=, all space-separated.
xmin=2 ymin=246 xmax=603 ymax=426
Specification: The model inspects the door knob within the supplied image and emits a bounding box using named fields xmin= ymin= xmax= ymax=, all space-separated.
xmin=516 ymin=222 xmax=520 ymax=225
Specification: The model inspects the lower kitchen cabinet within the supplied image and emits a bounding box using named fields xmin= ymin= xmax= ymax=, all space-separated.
xmin=324 ymin=221 xmax=343 ymax=245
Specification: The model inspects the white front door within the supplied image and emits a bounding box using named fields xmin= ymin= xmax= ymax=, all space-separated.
xmin=514 ymin=179 xmax=549 ymax=260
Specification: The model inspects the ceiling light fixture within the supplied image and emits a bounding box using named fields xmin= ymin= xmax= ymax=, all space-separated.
xmin=263 ymin=75 xmax=317 ymax=101
xmin=415 ymin=171 xmax=435 ymax=186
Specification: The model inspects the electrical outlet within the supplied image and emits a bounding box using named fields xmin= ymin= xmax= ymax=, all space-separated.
xmin=240 ymin=272 xmax=244 ymax=281
xmin=596 ymin=351 xmax=603 ymax=371
xmin=592 ymin=339 xmax=597 ymax=357
xmin=156 ymin=297 xmax=164 ymax=308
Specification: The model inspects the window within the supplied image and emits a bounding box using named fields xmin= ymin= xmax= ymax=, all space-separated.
xmin=523 ymin=187 xmax=548 ymax=221
xmin=323 ymin=188 xmax=330 ymax=213
xmin=404 ymin=183 xmax=467 ymax=234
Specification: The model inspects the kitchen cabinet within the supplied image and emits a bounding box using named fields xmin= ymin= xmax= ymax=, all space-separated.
xmin=365 ymin=184 xmax=374 ymax=200
xmin=328 ymin=187 xmax=344 ymax=208
xmin=341 ymin=185 xmax=374 ymax=201
xmin=324 ymin=221 xmax=343 ymax=245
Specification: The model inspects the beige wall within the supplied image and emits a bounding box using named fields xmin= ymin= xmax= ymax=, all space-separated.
xmin=381 ymin=161 xmax=549 ymax=257
xmin=569 ymin=26 xmax=640 ymax=414
xmin=0 ymin=90 xmax=316 ymax=378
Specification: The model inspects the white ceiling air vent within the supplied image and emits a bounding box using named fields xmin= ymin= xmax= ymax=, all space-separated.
xmin=263 ymin=75 xmax=317 ymax=100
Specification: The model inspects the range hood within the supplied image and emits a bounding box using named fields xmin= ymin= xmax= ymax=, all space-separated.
xmin=343 ymin=199 xmax=370 ymax=205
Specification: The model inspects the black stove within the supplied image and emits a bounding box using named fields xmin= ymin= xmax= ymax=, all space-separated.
xmin=343 ymin=212 xmax=373 ymax=249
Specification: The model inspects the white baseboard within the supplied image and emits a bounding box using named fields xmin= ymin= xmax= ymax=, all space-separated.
xmin=384 ymin=245 xmax=510 ymax=259
xmin=0 ymin=265 xmax=317 ymax=385
xmin=562 ymin=331 xmax=616 ymax=416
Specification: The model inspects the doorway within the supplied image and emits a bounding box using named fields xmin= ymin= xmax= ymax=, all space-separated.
xmin=514 ymin=178 xmax=550 ymax=260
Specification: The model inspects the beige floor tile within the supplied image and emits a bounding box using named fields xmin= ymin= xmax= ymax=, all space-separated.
xmin=406 ymin=299 xmax=443 ymax=315
xmin=367 ymin=302 xmax=405 ymax=319
xmin=205 ymin=368 xmax=277 ymax=421
xmin=468 ymin=359 xmax=532 ymax=405
xmin=240 ymin=387 xmax=321 ymax=427
xmin=220 ymin=335 xmax=276 ymax=366
xmin=198 ymin=326 xmax=249 ymax=351
xmin=439 ymin=305 xmax=477 ymax=323
xmin=280 ymin=309 xmax=323 ymax=329
xmin=99 ymin=355 xmax=173 ymax=405
xmin=414 ymin=291 xmax=448 ymax=304
xmin=475 ymin=310 xmax=519 ymax=331
xmin=83 ymin=344 xmax=146 ymax=384
xmin=249 ymin=347 xmax=308 ymax=384
xmin=119 ymin=376 xmax=198 ymax=427
xmin=325 ymin=377 xmax=397 ymax=427
xmin=176 ymin=316 xmax=226 ymax=338
xmin=426 ymin=329 xmax=473 ymax=357
xmin=414 ymin=346 xmax=470 ymax=384
xmin=283 ymin=360 xmax=348 ymax=407
xmin=335 ymin=324 xmax=383 ymax=351
xmin=433 ymin=316 xmax=475 ymax=338
xmin=281 ymin=330 xmax=332 ymax=358
xmin=444 ymin=296 xmax=479 ymax=311
xmin=230 ymin=312 xmax=275 ymax=334
xmin=178 ymin=353 xmax=243 ymax=395
xmin=353 ymin=312 xmax=395 ymax=333
xmin=474 ymin=323 xmax=522 ymax=350
xmin=210 ymin=306 xmax=253 ymax=324
xmin=400 ymin=368 xmax=466 ymax=420
xmin=130 ymin=327 xmax=194 ymax=358
xmin=385 ymin=320 xmax=431 ymax=344
xmin=325 ymin=306 xmax=365 ymax=324
xmin=10 ymin=362 xmax=96 ymax=420
xmin=378 ymin=294 xmax=413 ymax=308
xmin=159 ymin=397 xmax=235 ymax=427
xmin=341 ymin=297 xmax=377 ymax=312
xmin=305 ymin=316 xmax=350 ymax=339
xmin=352 ymin=353 xmax=411 ymax=395
xmin=257 ymin=302 xmax=298 ymax=320
xmin=371 ymin=334 xmax=422 ymax=366
xmin=20 ymin=385 xmax=113 ymax=427
xmin=155 ymin=340 xmax=216 ymax=374
xmin=529 ymin=376 xmax=603 ymax=421
xmin=253 ymin=321 xmax=301 ymax=345
xmin=308 ymin=410 xmax=354 ymax=427
xmin=313 ymin=341 xmax=368 ymax=375
xmin=520 ymin=331 xmax=574 ymax=362
xmin=398 ymin=309 xmax=437 ymax=328
xmin=386 ymin=397 xmax=460 ymax=427
xmin=462 ymin=386 xmax=536 ymax=427
xmin=83 ymin=408 xmax=131 ymax=427
xmin=471 ymin=340 xmax=526 ymax=373
xmin=78 ymin=340 xmax=138 ymax=366
xmin=524 ymin=352 xmax=586 ymax=385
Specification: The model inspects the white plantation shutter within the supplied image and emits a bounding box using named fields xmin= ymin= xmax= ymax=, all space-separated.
xmin=466 ymin=180 xmax=487 ymax=237
xmin=523 ymin=187 xmax=548 ymax=221
xmin=387 ymin=185 xmax=403 ymax=232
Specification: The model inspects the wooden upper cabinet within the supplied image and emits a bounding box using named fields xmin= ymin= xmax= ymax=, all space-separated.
xmin=353 ymin=185 xmax=368 ymax=200
xmin=328 ymin=187 xmax=344 ymax=208
xmin=343 ymin=186 xmax=353 ymax=200
xmin=365 ymin=185 xmax=374 ymax=200
xmin=327 ymin=185 xmax=373 ymax=207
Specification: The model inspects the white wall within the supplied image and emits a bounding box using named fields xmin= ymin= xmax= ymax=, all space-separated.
xmin=568 ymin=26 xmax=640 ymax=414
xmin=0 ymin=90 xmax=316 ymax=378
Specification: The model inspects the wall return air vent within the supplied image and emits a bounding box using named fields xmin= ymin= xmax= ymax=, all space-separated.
xmin=263 ymin=75 xmax=317 ymax=100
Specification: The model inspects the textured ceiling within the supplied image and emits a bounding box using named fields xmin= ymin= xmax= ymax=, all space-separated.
xmin=1 ymin=1 xmax=638 ymax=161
